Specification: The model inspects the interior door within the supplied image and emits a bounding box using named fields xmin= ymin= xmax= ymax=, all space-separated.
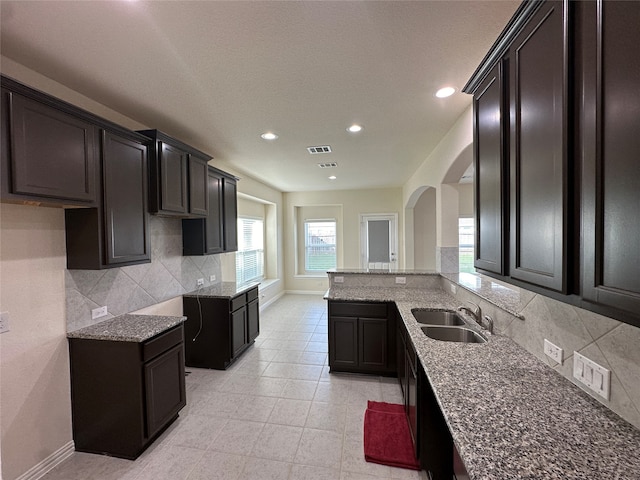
xmin=360 ymin=214 xmax=398 ymax=269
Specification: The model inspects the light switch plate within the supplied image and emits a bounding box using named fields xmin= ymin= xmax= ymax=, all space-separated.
xmin=395 ymin=277 xmax=406 ymax=284
xmin=334 ymin=276 xmax=344 ymax=284
xmin=573 ymin=351 xmax=610 ymax=400
xmin=544 ymin=339 xmax=563 ymax=364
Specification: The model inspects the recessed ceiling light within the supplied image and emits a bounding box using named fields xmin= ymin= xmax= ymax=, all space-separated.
xmin=435 ymin=87 xmax=456 ymax=98
xmin=329 ymin=175 xmax=337 ymax=180
xmin=347 ymin=124 xmax=363 ymax=133
xmin=261 ymin=132 xmax=278 ymax=140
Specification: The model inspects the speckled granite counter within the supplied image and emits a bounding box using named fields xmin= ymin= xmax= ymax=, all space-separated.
xmin=327 ymin=285 xmax=640 ymax=479
xmin=183 ymin=281 xmax=259 ymax=299
xmin=67 ymin=314 xmax=186 ymax=342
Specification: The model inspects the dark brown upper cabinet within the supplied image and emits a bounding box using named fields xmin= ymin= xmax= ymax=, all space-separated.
xmin=464 ymin=0 xmax=640 ymax=326
xmin=138 ymin=129 xmax=210 ymax=218
xmin=1 ymin=76 xmax=98 ymax=206
xmin=182 ymin=166 xmax=238 ymax=255
xmin=473 ymin=61 xmax=508 ymax=275
xmin=65 ymin=129 xmax=151 ymax=269
xmin=578 ymin=0 xmax=640 ymax=325
xmin=223 ymin=176 xmax=238 ymax=252
xmin=508 ymin=0 xmax=569 ymax=293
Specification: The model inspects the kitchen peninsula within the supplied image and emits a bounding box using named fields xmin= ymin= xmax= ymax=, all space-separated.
xmin=326 ymin=270 xmax=640 ymax=479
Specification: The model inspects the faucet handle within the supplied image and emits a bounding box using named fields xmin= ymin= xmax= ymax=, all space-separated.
xmin=482 ymin=315 xmax=494 ymax=335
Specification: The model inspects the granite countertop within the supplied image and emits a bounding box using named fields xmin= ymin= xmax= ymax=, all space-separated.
xmin=183 ymin=281 xmax=260 ymax=299
xmin=329 ymin=268 xmax=439 ymax=275
xmin=67 ymin=314 xmax=186 ymax=342
xmin=327 ymin=285 xmax=640 ymax=479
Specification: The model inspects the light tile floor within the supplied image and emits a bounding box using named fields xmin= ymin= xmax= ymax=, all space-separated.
xmin=41 ymin=294 xmax=425 ymax=480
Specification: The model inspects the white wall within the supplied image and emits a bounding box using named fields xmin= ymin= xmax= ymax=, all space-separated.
xmin=284 ymin=188 xmax=403 ymax=292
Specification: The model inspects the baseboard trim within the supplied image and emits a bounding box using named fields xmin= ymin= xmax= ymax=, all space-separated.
xmin=15 ymin=441 xmax=75 ymax=480
xmin=284 ymin=290 xmax=327 ymax=296
xmin=259 ymin=290 xmax=285 ymax=311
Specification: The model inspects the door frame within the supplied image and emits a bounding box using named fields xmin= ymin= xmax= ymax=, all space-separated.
xmin=359 ymin=213 xmax=398 ymax=269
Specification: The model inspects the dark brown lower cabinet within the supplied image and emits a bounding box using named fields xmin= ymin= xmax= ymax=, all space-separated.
xmin=68 ymin=325 xmax=186 ymax=459
xmin=397 ymin=317 xmax=419 ymax=458
xmin=419 ymin=366 xmax=454 ymax=480
xmin=182 ymin=286 xmax=259 ymax=369
xmin=327 ymin=300 xmax=396 ymax=375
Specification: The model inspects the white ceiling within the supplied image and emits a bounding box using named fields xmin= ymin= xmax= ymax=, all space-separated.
xmin=0 ymin=0 xmax=519 ymax=192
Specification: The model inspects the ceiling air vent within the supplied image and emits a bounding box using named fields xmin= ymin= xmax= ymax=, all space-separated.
xmin=307 ymin=145 xmax=332 ymax=154
xmin=317 ymin=162 xmax=338 ymax=169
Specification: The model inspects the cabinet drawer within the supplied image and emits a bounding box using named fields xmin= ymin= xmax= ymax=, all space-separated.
xmin=142 ymin=325 xmax=184 ymax=362
xmin=231 ymin=294 xmax=246 ymax=312
xmin=330 ymin=302 xmax=387 ymax=318
xmin=247 ymin=287 xmax=259 ymax=303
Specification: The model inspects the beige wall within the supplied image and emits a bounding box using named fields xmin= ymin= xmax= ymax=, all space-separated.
xmin=0 ymin=56 xmax=153 ymax=480
xmin=284 ymin=188 xmax=403 ymax=292
xmin=403 ymin=107 xmax=473 ymax=252
xmin=456 ymin=183 xmax=474 ymax=217
xmin=413 ymin=188 xmax=437 ymax=270
xmin=218 ymin=170 xmax=286 ymax=307
xmin=0 ymin=203 xmax=71 ymax=480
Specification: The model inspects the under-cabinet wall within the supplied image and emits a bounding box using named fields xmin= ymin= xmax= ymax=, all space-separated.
xmin=66 ymin=215 xmax=222 ymax=332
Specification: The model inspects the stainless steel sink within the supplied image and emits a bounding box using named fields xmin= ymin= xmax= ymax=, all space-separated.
xmin=421 ymin=326 xmax=487 ymax=344
xmin=411 ymin=309 xmax=465 ymax=326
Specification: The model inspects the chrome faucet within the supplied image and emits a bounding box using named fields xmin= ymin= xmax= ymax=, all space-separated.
xmin=457 ymin=302 xmax=481 ymax=324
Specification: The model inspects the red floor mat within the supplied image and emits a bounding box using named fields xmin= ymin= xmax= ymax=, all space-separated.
xmin=363 ymin=401 xmax=420 ymax=470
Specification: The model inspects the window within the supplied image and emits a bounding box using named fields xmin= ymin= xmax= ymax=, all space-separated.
xmin=459 ymin=217 xmax=475 ymax=274
xmin=236 ymin=217 xmax=264 ymax=284
xmin=304 ymin=220 xmax=336 ymax=272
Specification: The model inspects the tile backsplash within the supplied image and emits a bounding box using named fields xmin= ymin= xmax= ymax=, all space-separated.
xmin=442 ymin=276 xmax=640 ymax=430
xmin=66 ymin=215 xmax=222 ymax=332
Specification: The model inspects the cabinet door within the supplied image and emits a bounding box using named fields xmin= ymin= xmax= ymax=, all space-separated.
xmin=329 ymin=316 xmax=358 ymax=369
xmin=144 ymin=344 xmax=186 ymax=439
xmin=102 ymin=130 xmax=150 ymax=266
xmin=509 ymin=0 xmax=569 ymax=292
xmin=406 ymin=352 xmax=418 ymax=457
xmin=247 ymin=298 xmax=260 ymax=343
xmin=159 ymin=142 xmax=188 ymax=214
xmin=474 ymin=61 xmax=507 ymax=275
xmin=188 ymin=153 xmax=209 ymax=217
xmin=580 ymin=0 xmax=640 ymax=320
xmin=223 ymin=176 xmax=238 ymax=252
xmin=396 ymin=323 xmax=407 ymax=399
xmin=358 ymin=318 xmax=387 ymax=370
xmin=7 ymin=92 xmax=97 ymax=203
xmin=206 ymin=170 xmax=224 ymax=253
xmin=231 ymin=306 xmax=247 ymax=358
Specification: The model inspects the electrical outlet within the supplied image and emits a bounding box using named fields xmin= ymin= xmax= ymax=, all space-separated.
xmin=0 ymin=312 xmax=10 ymax=334
xmin=209 ymin=275 xmax=216 ymax=282
xmin=197 ymin=278 xmax=204 ymax=286
xmin=573 ymin=351 xmax=610 ymax=400
xmin=395 ymin=277 xmax=406 ymax=284
xmin=91 ymin=306 xmax=108 ymax=320
xmin=334 ymin=276 xmax=344 ymax=284
xmin=544 ymin=339 xmax=563 ymax=364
